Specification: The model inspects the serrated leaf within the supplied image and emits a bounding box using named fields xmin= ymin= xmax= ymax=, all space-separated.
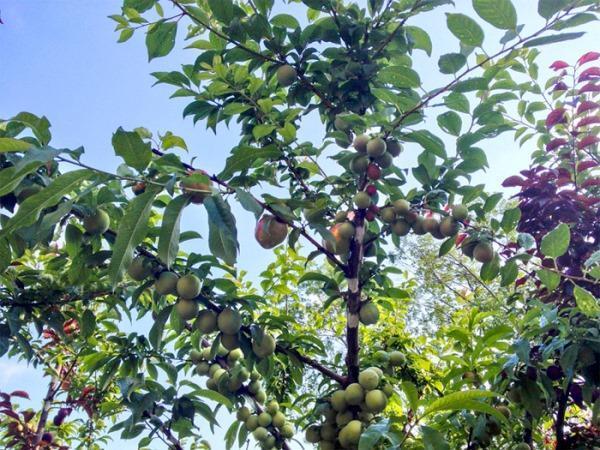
xmin=406 ymin=26 xmax=432 ymax=56
xmin=0 ymin=170 xmax=91 ymax=240
xmin=446 ymin=13 xmax=484 ymax=47
xmin=146 ymin=20 xmax=177 ymax=61
xmin=540 ymin=223 xmax=570 ymax=258
xmin=437 ymin=111 xmax=462 ymax=136
xmin=444 ymin=92 xmax=470 ymax=113
xmin=424 ymin=391 xmax=506 ymax=423
xmin=112 ymin=127 xmax=152 ymax=172
xmin=107 ymin=187 xmax=160 ymax=284
xmin=404 ymin=130 xmax=446 ymax=158
xmin=204 ymin=195 xmax=238 ymax=265
xmin=10 ymin=112 xmax=52 ymax=145
xmin=158 ymin=195 xmax=189 ymax=268
xmin=473 ymin=0 xmax=517 ymax=30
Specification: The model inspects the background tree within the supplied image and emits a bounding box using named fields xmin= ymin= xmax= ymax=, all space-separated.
xmin=0 ymin=1 xmax=599 ymax=449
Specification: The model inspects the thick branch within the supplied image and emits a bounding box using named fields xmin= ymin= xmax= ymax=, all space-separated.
xmin=33 ymin=377 xmax=59 ymax=445
xmin=147 ymin=414 xmax=184 ymax=450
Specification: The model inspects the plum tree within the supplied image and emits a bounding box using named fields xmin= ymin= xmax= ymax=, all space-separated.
xmin=0 ymin=2 xmax=598 ymax=450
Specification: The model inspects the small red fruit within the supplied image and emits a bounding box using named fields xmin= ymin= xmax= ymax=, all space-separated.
xmin=366 ymin=184 xmax=377 ymax=196
xmin=255 ymin=214 xmax=288 ymax=249
xmin=366 ymin=163 xmax=381 ymax=180
xmin=181 ymin=170 xmax=213 ymax=204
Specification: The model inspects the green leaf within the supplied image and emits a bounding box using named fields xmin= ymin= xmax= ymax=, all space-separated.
xmin=500 ymin=260 xmax=518 ymax=286
xmin=358 ymin=420 xmax=399 ymax=450
xmin=480 ymin=254 xmax=500 ymax=281
xmin=439 ymin=52 xmax=468 ymax=74
xmin=0 ymin=149 xmax=59 ymax=197
xmin=540 ymin=223 xmax=570 ymax=258
xmin=146 ymin=20 xmax=177 ymax=61
xmin=378 ymin=66 xmax=421 ymax=88
xmin=235 ymin=188 xmax=263 ymax=219
xmin=446 ymin=13 xmax=484 ymax=47
xmin=225 ymin=421 xmax=240 ymax=450
xmin=452 ymin=77 xmax=489 ymax=92
xmin=10 ymin=112 xmax=52 ymax=145
xmin=472 ymin=0 xmax=517 ymax=30
xmin=0 ymin=138 xmax=32 ymax=153
xmin=424 ymin=390 xmax=506 ymax=423
xmin=252 ymin=124 xmax=276 ymax=140
xmin=219 ymin=145 xmax=280 ymax=179
xmin=574 ymin=285 xmax=600 ymax=317
xmin=438 ymin=237 xmax=455 ymax=257
xmin=193 ymin=388 xmax=234 ymax=409
xmin=406 ymin=26 xmax=432 ymax=56
xmin=107 ymin=187 xmax=160 ymax=284
xmin=80 ymin=309 xmax=96 ymax=339
xmin=112 ymin=127 xmax=152 ymax=171
xmin=208 ymin=0 xmax=234 ymax=23
xmin=158 ymin=195 xmax=189 ymax=268
xmin=437 ymin=111 xmax=462 ymax=136
xmin=404 ymin=130 xmax=446 ymax=158
xmin=552 ymin=13 xmax=597 ymax=30
xmin=0 ymin=170 xmax=91 ymax=240
xmin=149 ymin=305 xmax=172 ymax=350
xmin=524 ymin=32 xmax=585 ymax=47
xmin=204 ymin=195 xmax=238 ymax=265
xmin=421 ymin=426 xmax=450 ymax=450
xmin=444 ymin=92 xmax=470 ymax=113
xmin=271 ymin=14 xmax=300 ymax=29
xmin=537 ymin=269 xmax=560 ymax=291
xmin=401 ymin=381 xmax=419 ymax=412
xmin=538 ymin=0 xmax=570 ymax=19
xmin=500 ymin=207 xmax=521 ymax=232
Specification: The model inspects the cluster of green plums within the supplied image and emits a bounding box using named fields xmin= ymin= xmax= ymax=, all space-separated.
xmin=304 ymin=361 xmax=405 ymax=450
xmin=238 ymin=400 xmax=295 ymax=450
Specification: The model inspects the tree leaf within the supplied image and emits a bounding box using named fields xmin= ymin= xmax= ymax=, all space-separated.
xmin=524 ymin=32 xmax=585 ymax=47
xmin=107 ymin=187 xmax=160 ymax=284
xmin=0 ymin=138 xmax=32 ymax=153
xmin=208 ymin=0 xmax=234 ymax=23
xmin=149 ymin=305 xmax=172 ymax=350
xmin=537 ymin=269 xmax=560 ymax=291
xmin=401 ymin=381 xmax=419 ymax=412
xmin=444 ymin=92 xmax=470 ymax=113
xmin=500 ymin=260 xmax=518 ymax=286
xmin=421 ymin=426 xmax=450 ymax=450
xmin=111 ymin=127 xmax=152 ymax=172
xmin=540 ymin=223 xmax=570 ymax=258
xmin=0 ymin=170 xmax=91 ymax=240
xmin=193 ymin=388 xmax=234 ymax=409
xmin=538 ymin=0 xmax=570 ymax=19
xmin=405 ymin=26 xmax=432 ymax=56
xmin=424 ymin=391 xmax=506 ymax=423
xmin=10 ymin=112 xmax=52 ymax=145
xmin=219 ymin=145 xmax=280 ymax=179
xmin=437 ymin=111 xmax=462 ymax=136
xmin=235 ymin=188 xmax=263 ymax=219
xmin=446 ymin=13 xmax=484 ymax=47
xmin=0 ymin=149 xmax=60 ymax=197
xmin=452 ymin=77 xmax=489 ymax=92
xmin=378 ymin=66 xmax=421 ymax=88
xmin=472 ymin=0 xmax=517 ymax=30
xmin=158 ymin=195 xmax=189 ymax=268
xmin=146 ymin=20 xmax=177 ymax=61
xmin=204 ymin=195 xmax=238 ymax=265
xmin=573 ymin=285 xmax=600 ymax=317
xmin=500 ymin=207 xmax=521 ymax=232
xmin=404 ymin=130 xmax=446 ymax=158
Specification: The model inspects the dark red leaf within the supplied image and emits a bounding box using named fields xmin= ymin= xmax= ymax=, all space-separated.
xmin=9 ymin=391 xmax=29 ymax=400
xmin=0 ymin=409 xmax=20 ymax=420
xmin=578 ymin=51 xmax=600 ymax=66
xmin=578 ymin=67 xmax=600 ymax=82
xmin=515 ymin=277 xmax=528 ymax=286
xmin=575 ymin=116 xmax=600 ymax=128
xmin=576 ymin=100 xmax=599 ymax=115
xmin=502 ymin=175 xmax=526 ymax=187
xmin=581 ymin=178 xmax=600 ymax=188
xmin=553 ymin=81 xmax=568 ymax=91
xmin=546 ymin=138 xmax=568 ymax=151
xmin=550 ymin=60 xmax=569 ymax=70
xmin=545 ymin=108 xmax=566 ymax=128
xmin=577 ymin=160 xmax=598 ymax=172
xmin=577 ymin=135 xmax=600 ymax=149
xmin=579 ymin=83 xmax=600 ymax=94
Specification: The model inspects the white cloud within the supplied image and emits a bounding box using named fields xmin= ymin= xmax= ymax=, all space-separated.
xmin=0 ymin=360 xmax=32 ymax=384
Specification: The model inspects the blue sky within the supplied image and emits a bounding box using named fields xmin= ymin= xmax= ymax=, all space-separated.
xmin=1 ymin=1 xmax=598 ymax=449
